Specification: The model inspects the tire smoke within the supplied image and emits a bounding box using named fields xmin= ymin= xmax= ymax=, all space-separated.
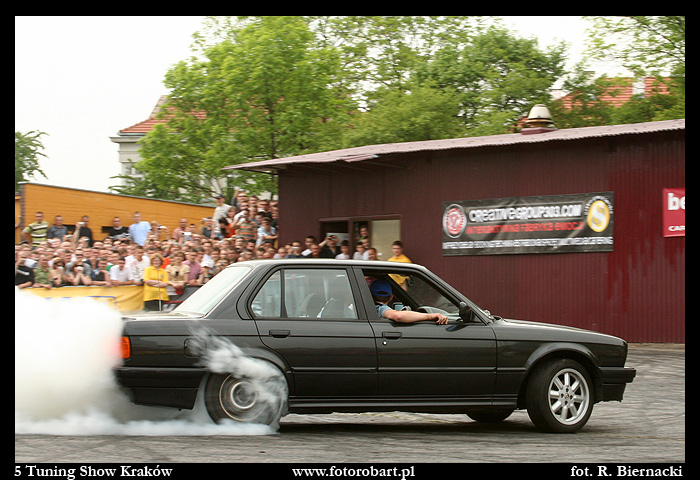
xmin=188 ymin=329 xmax=289 ymax=428
xmin=14 ymin=289 xmax=277 ymax=435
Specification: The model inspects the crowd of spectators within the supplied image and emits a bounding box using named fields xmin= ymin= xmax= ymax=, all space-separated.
xmin=15 ymin=191 xmax=399 ymax=310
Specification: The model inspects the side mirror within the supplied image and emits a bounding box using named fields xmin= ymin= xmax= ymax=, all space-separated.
xmin=458 ymin=301 xmax=471 ymax=322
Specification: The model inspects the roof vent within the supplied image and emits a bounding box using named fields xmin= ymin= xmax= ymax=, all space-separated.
xmin=522 ymin=104 xmax=557 ymax=134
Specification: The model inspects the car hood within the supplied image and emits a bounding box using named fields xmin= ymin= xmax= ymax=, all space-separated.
xmin=490 ymin=317 xmax=627 ymax=347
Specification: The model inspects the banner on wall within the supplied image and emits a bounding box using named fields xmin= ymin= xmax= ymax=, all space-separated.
xmin=442 ymin=192 xmax=614 ymax=256
xmin=25 ymin=285 xmax=145 ymax=313
xmin=663 ymin=188 xmax=685 ymax=237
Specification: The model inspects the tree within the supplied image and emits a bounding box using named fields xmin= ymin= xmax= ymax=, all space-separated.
xmin=15 ymin=130 xmax=48 ymax=191
xmin=342 ymin=83 xmax=463 ymax=147
xmin=415 ymin=26 xmax=567 ymax=135
xmin=584 ymin=16 xmax=685 ymax=80
xmin=584 ymin=16 xmax=685 ymax=121
xmin=121 ymin=16 xmax=355 ymax=202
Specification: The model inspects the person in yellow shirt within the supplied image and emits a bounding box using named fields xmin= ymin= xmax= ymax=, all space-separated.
xmin=387 ymin=241 xmax=411 ymax=288
xmin=143 ymin=253 xmax=169 ymax=311
xmin=387 ymin=241 xmax=411 ymax=264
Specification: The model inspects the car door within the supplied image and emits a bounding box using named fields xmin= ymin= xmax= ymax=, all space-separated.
xmin=250 ymin=267 xmax=377 ymax=398
xmin=359 ymin=266 xmax=497 ymax=398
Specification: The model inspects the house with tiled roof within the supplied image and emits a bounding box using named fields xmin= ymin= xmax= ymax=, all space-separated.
xmin=110 ymin=96 xmax=209 ymax=186
xmin=109 ymin=96 xmax=170 ymax=183
xmin=555 ymin=76 xmax=671 ymax=109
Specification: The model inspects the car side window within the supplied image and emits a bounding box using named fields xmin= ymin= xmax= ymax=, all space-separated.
xmin=251 ymin=268 xmax=358 ymax=319
xmin=362 ymin=268 xmax=461 ymax=318
xmin=251 ymin=271 xmax=281 ymax=317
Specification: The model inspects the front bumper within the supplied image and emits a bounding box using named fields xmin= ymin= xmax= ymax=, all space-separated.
xmin=599 ymin=366 xmax=637 ymax=401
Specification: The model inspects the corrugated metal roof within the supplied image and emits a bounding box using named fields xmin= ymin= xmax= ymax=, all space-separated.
xmin=225 ymin=119 xmax=685 ymax=173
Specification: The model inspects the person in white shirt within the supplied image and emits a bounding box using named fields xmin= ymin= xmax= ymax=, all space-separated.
xmin=110 ymin=257 xmax=136 ymax=286
xmin=128 ymin=212 xmax=152 ymax=246
xmin=212 ymin=195 xmax=231 ymax=239
xmin=126 ymin=245 xmax=150 ymax=285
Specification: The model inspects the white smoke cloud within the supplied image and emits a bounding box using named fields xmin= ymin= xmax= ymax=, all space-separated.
xmin=14 ymin=289 xmax=281 ymax=436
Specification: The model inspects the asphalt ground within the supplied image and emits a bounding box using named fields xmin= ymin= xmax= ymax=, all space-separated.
xmin=15 ymin=343 xmax=684 ymax=465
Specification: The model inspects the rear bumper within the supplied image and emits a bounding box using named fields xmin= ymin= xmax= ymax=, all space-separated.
xmin=114 ymin=367 xmax=206 ymax=410
xmin=599 ymin=366 xmax=636 ymax=401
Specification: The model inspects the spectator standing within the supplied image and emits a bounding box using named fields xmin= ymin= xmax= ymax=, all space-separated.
xmin=319 ymin=235 xmax=342 ymax=258
xmin=151 ymin=221 xmax=169 ymax=242
xmin=165 ymin=252 xmax=189 ymax=294
xmin=47 ymin=215 xmax=68 ymax=242
xmin=303 ymin=244 xmax=323 ymax=258
xmin=32 ymin=254 xmax=54 ymax=289
xmin=353 ymin=242 xmax=369 ymax=260
xmin=234 ymin=210 xmax=257 ymax=244
xmin=15 ymin=250 xmax=34 ymax=288
xmin=127 ymin=245 xmax=150 ymax=284
xmin=200 ymin=217 xmax=213 ymax=239
xmin=171 ymin=218 xmax=188 ymax=243
xmin=258 ymin=199 xmax=273 ymax=220
xmin=66 ymin=248 xmax=92 ymax=276
xmin=387 ymin=241 xmax=412 ymax=264
xmin=65 ymin=262 xmax=92 ymax=286
xmin=256 ymin=218 xmax=278 ymax=247
xmin=108 ymin=217 xmax=130 ymax=241
xmin=22 ymin=211 xmax=49 ymax=248
xmin=128 ymin=212 xmax=151 ymax=246
xmin=285 ymin=241 xmax=303 ymax=258
xmin=336 ymin=240 xmax=351 ymax=259
xmin=301 ymin=236 xmax=317 ymax=257
xmin=387 ymin=240 xmax=411 ymax=288
xmin=50 ymin=258 xmax=68 ymax=286
xmin=90 ymin=257 xmax=113 ymax=286
xmin=212 ymin=195 xmax=231 ymax=239
xmin=74 ymin=216 xmax=94 ymax=247
xmin=109 ymin=257 xmax=136 ymax=286
xmin=183 ymin=250 xmax=202 ymax=286
xmin=142 ymin=254 xmax=169 ymax=311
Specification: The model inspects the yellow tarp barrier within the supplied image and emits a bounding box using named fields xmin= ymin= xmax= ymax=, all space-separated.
xmin=25 ymin=285 xmax=145 ymax=313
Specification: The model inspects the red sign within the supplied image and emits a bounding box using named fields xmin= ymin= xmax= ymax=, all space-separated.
xmin=663 ymin=188 xmax=685 ymax=237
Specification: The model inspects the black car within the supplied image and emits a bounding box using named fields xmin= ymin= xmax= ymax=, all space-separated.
xmin=115 ymin=259 xmax=636 ymax=433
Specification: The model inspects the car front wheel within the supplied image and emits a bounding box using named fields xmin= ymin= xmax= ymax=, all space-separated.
xmin=204 ymin=372 xmax=287 ymax=426
xmin=526 ymin=359 xmax=594 ymax=433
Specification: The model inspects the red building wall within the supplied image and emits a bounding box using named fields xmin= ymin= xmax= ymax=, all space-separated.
xmin=277 ymin=130 xmax=684 ymax=342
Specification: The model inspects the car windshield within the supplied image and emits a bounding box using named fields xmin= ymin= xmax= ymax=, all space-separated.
xmin=173 ymin=264 xmax=252 ymax=315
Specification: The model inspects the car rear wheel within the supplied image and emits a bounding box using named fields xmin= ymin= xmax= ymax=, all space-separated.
xmin=204 ymin=372 xmax=287 ymax=425
xmin=526 ymin=359 xmax=594 ymax=433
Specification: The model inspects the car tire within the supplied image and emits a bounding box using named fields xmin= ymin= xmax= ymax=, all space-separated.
xmin=204 ymin=372 xmax=287 ymax=425
xmin=526 ymin=358 xmax=594 ymax=433
xmin=466 ymin=408 xmax=514 ymax=423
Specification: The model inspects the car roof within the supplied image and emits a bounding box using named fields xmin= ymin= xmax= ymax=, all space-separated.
xmin=227 ymin=258 xmax=428 ymax=271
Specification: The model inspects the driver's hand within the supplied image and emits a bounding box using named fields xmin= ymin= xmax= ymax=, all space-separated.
xmin=434 ymin=314 xmax=449 ymax=325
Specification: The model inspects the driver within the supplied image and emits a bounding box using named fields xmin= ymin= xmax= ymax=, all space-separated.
xmin=370 ymin=280 xmax=448 ymax=324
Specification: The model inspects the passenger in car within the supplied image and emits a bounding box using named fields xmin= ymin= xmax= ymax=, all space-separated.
xmin=370 ymin=280 xmax=448 ymax=324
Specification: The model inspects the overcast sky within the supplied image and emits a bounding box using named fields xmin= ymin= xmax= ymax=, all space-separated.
xmin=15 ymin=16 xmax=625 ymax=193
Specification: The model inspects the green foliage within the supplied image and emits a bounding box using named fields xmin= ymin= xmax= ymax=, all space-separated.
xmin=112 ymin=16 xmax=685 ymax=202
xmin=342 ymin=84 xmax=464 ymax=147
xmin=584 ymin=16 xmax=685 ymax=79
xmin=416 ymin=26 xmax=567 ymax=135
xmin=15 ymin=130 xmax=48 ymax=191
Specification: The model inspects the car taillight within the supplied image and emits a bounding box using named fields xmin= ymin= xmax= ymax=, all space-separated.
xmin=121 ymin=336 xmax=131 ymax=359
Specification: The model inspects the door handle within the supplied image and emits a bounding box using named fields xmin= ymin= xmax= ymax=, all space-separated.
xmin=269 ymin=330 xmax=291 ymax=338
xmin=382 ymin=331 xmax=402 ymax=339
